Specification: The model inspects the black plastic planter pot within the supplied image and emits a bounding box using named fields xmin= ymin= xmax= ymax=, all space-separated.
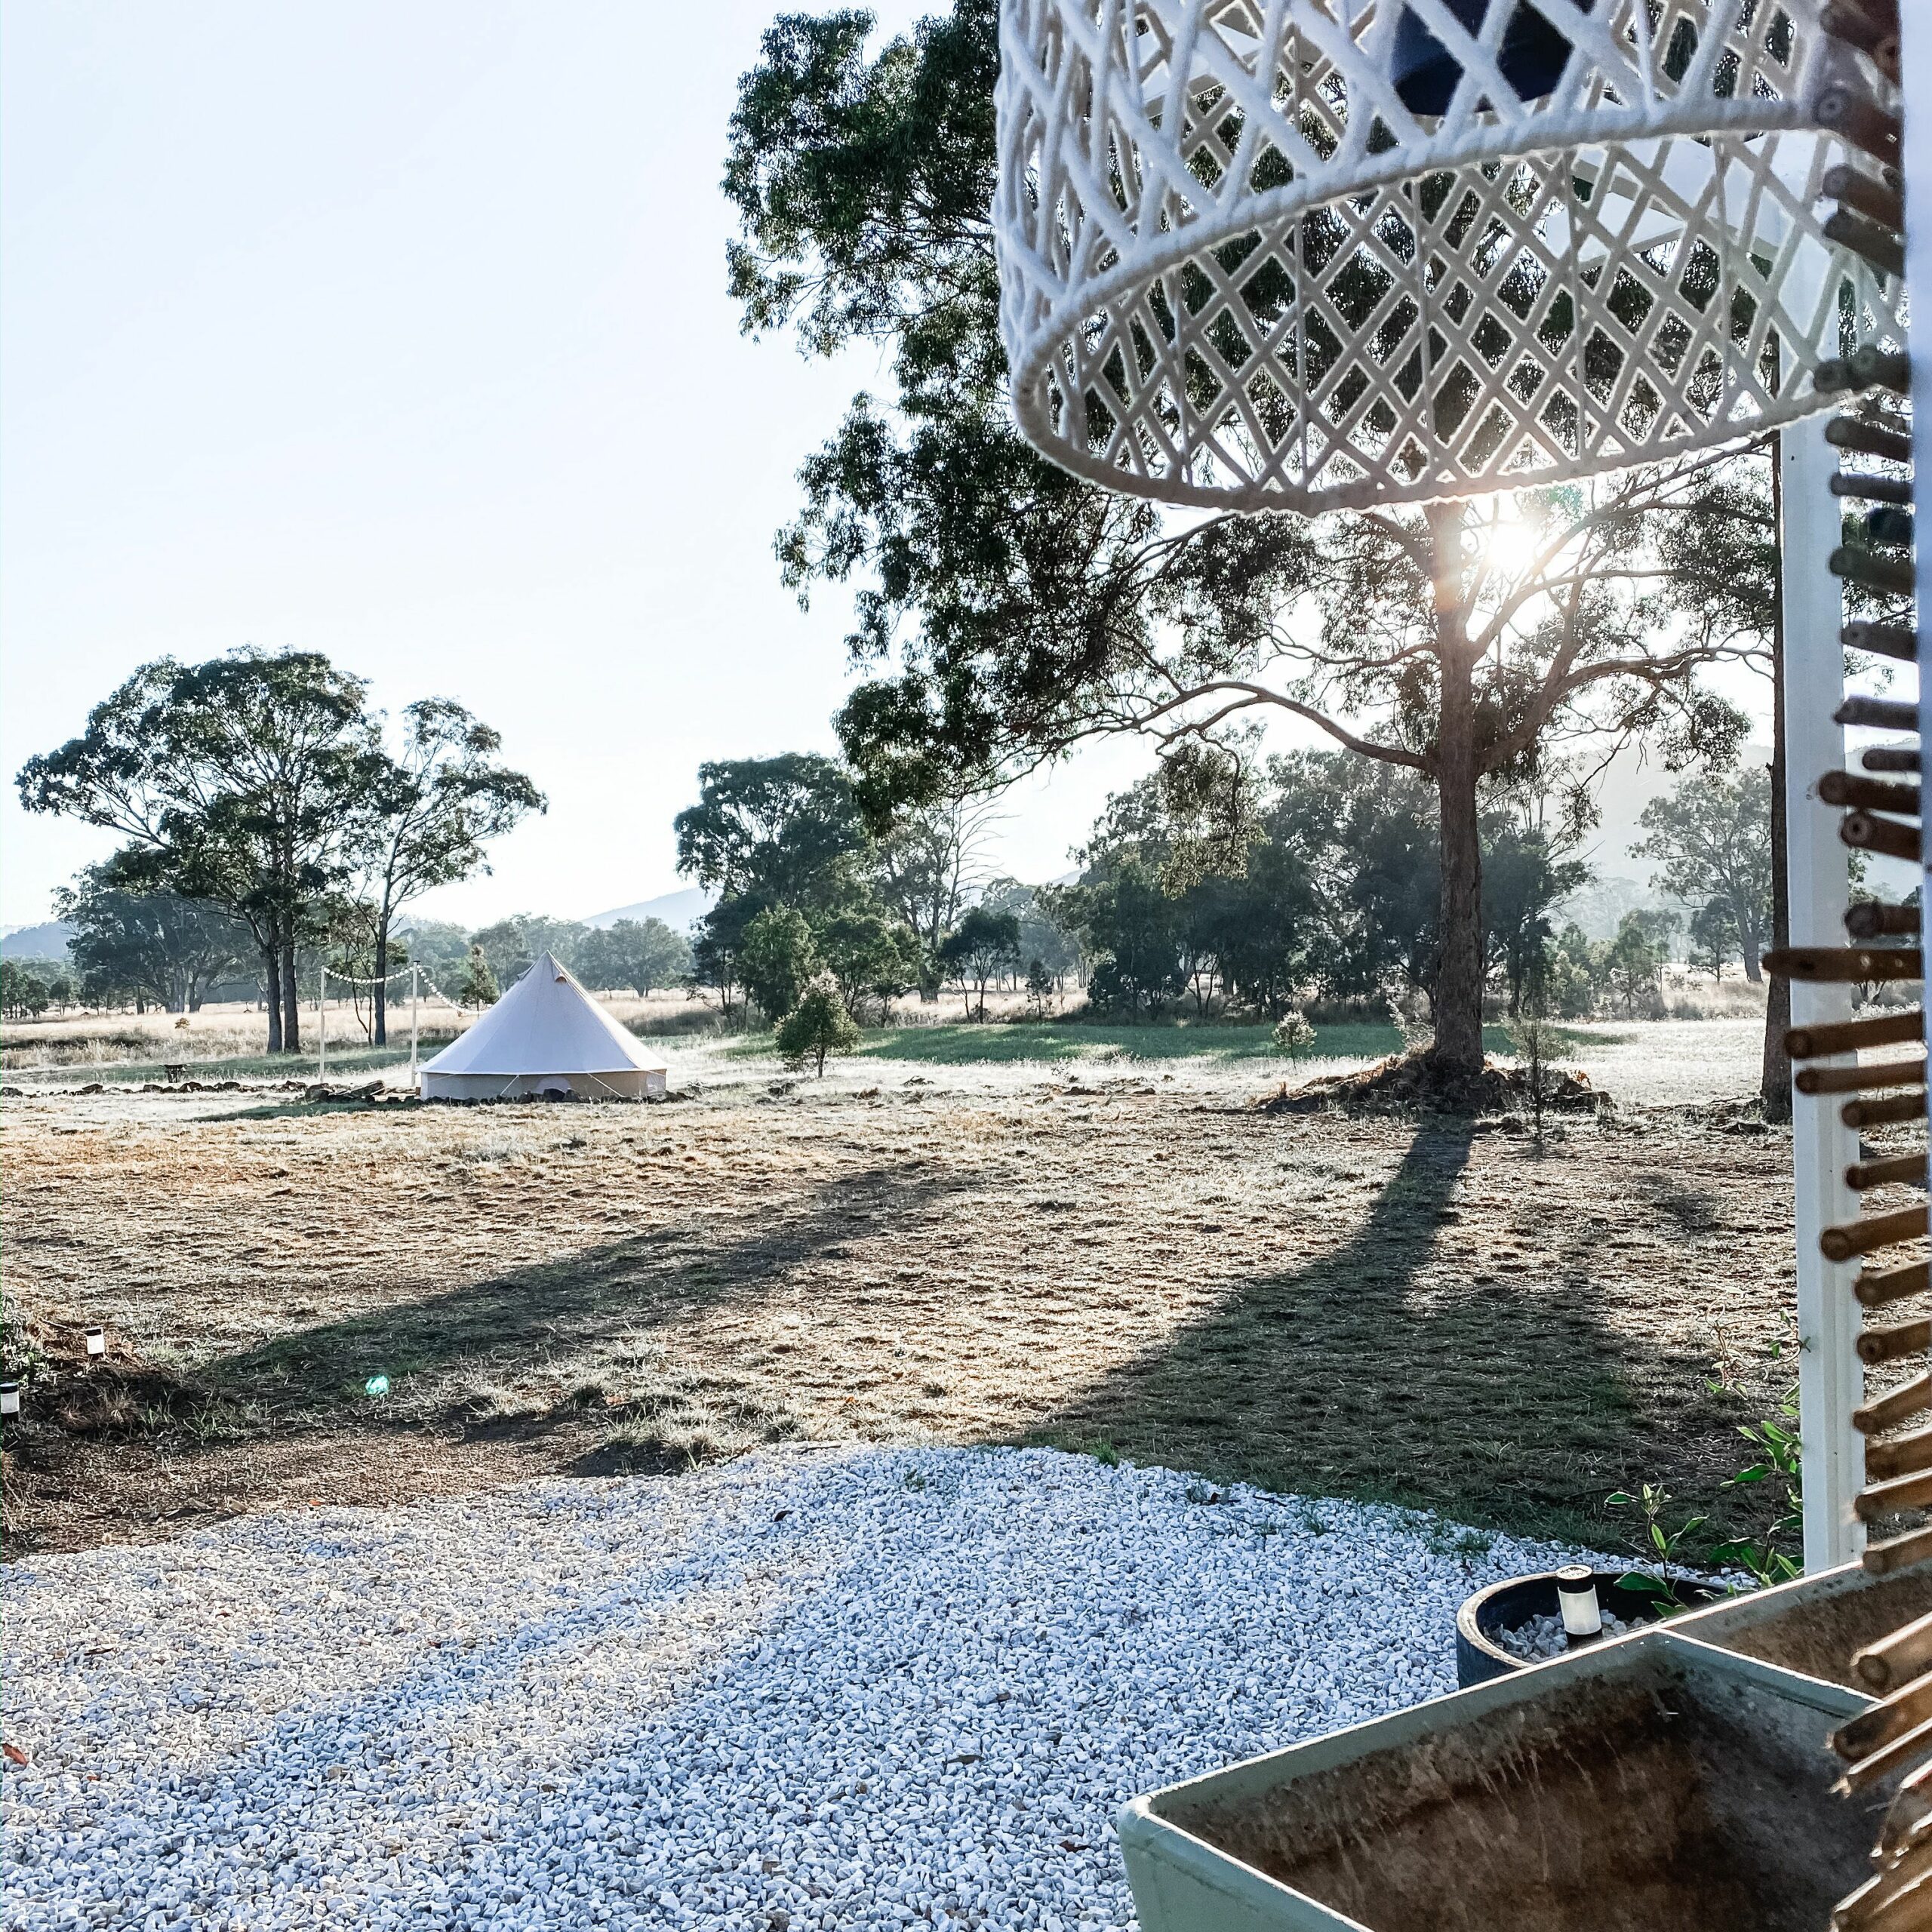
xmin=1456 ymin=1569 xmax=1728 ymax=1687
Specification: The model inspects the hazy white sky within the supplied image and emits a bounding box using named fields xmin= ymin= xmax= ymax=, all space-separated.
xmin=0 ymin=0 xmax=1152 ymax=931
xmin=4 ymin=2 xmax=1812 ymax=938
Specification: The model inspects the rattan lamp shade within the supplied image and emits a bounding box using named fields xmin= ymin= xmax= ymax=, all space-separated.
xmin=995 ymin=0 xmax=1903 ymax=512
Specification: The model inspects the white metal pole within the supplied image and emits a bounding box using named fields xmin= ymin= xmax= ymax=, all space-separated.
xmin=317 ymin=965 xmax=327 ymax=1084
xmin=410 ymin=963 xmax=420 ymax=1088
xmin=1782 ymin=410 xmax=1863 ymax=1572
xmin=1909 ymin=23 xmax=1932 ymax=1574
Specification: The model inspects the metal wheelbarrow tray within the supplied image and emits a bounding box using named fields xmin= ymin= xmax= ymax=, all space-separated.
xmin=1119 ymin=1632 xmax=1885 ymax=1932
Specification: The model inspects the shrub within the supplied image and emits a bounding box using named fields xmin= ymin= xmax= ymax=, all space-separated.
xmin=1271 ymin=1009 xmax=1316 ymax=1051
xmin=776 ymin=974 xmax=860 ymax=1075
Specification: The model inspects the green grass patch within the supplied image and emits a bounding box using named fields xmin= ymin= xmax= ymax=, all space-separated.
xmin=728 ymin=1018 xmax=1593 ymax=1067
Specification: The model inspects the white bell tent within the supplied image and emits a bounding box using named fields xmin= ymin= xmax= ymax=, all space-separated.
xmin=417 ymin=953 xmax=668 ymax=1102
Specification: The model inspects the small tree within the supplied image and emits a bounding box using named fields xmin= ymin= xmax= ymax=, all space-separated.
xmin=1024 ymin=956 xmax=1055 ymax=1018
xmin=940 ymin=906 xmax=1021 ymax=1020
xmin=457 ymin=944 xmax=500 ymax=1011
xmin=777 ymin=973 xmax=860 ymax=1075
xmin=1688 ymin=900 xmax=1740 ymax=980
xmin=740 ymin=906 xmax=818 ymax=1022
xmin=1604 ymin=915 xmax=1669 ymax=1018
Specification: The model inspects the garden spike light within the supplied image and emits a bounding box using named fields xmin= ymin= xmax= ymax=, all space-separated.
xmin=994 ymin=0 xmax=1903 ymax=513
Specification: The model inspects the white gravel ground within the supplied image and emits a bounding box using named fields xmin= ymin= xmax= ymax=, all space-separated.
xmin=5 ymin=1446 xmax=1614 ymax=1932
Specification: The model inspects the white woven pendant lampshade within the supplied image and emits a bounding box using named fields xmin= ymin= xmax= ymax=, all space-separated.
xmin=995 ymin=0 xmax=1903 ymax=512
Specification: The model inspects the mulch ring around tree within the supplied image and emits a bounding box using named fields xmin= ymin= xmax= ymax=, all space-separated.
xmin=1254 ymin=1052 xmax=1608 ymax=1119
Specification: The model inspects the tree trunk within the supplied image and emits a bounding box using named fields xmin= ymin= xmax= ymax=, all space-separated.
xmin=1430 ymin=551 xmax=1487 ymax=1076
xmin=1740 ymin=912 xmax=1763 ymax=984
xmin=263 ymin=949 xmax=283 ymax=1054
xmin=1761 ymin=438 xmax=1792 ymax=1123
xmin=374 ymin=922 xmax=389 ymax=1047
xmin=281 ymin=937 xmax=302 ymax=1054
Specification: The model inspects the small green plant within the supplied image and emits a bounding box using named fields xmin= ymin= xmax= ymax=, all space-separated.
xmin=1709 ymin=1386 xmax=1802 ymax=1588
xmin=1506 ymin=1011 xmax=1556 ymax=1140
xmin=1271 ymin=1010 xmax=1316 ymax=1052
xmin=902 ymin=1469 xmax=928 ymax=1493
xmin=1606 ymin=1481 xmax=1706 ymax=1612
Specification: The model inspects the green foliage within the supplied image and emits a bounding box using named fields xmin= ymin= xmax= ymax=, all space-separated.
xmin=775 ymin=973 xmax=861 ymax=1075
xmin=1054 ymin=861 xmax=1183 ymax=1022
xmin=688 ymin=891 xmax=758 ymax=1023
xmin=980 ymin=876 xmax=1081 ymax=983
xmin=815 ymin=906 xmax=920 ymax=1020
xmin=740 ymin=906 xmax=819 ymax=1022
xmin=401 ymin=920 xmax=476 ymax=974
xmin=939 ymin=904 xmax=1021 ymax=1018
xmin=1709 ymin=1386 xmax=1802 ymax=1589
xmin=1 ymin=958 xmax=69 ymax=1018
xmin=1045 ymin=749 xmax=1596 ymax=1024
xmin=1024 ymin=955 xmax=1056 ymax=1017
xmin=576 ymin=918 xmax=692 ymax=996
xmin=1606 ymin=1481 xmax=1707 ymax=1613
xmin=678 ymin=753 xmax=922 ymax=1020
xmin=1610 ymin=1386 xmax=1802 ymax=1598
xmin=18 ymin=651 xmax=535 ymax=1054
xmin=674 ymin=755 xmax=867 ymax=906
xmin=1481 ymin=817 xmax=1592 ymax=1018
xmin=1602 ymin=911 xmax=1676 ymax=1018
xmin=1632 ymin=767 xmax=1772 ymax=982
xmin=17 ymin=648 xmax=380 ymax=1052
xmin=457 ymin=944 xmax=500 ymax=1010
xmin=471 ymin=915 xmax=589 ymax=989
xmin=1506 ymin=1011 xmax=1559 ymax=1137
xmin=57 ymin=857 xmax=254 ymax=1013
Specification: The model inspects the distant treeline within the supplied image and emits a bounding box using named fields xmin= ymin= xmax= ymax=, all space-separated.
xmin=1047 ymin=752 xmax=1773 ymax=1025
xmin=10 ymin=653 xmax=1774 ymax=1039
xmin=660 ymin=746 xmax=1774 ymax=1032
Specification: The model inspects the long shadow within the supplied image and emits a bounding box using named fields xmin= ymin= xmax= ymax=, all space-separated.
xmin=205 ymin=1159 xmax=972 ymax=1418
xmin=1030 ymin=1121 xmax=1752 ymax=1546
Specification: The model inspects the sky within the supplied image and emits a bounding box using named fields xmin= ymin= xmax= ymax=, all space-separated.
xmin=1 ymin=2 xmax=1818 ymax=940
xmin=0 ymin=0 xmax=1152 ymax=932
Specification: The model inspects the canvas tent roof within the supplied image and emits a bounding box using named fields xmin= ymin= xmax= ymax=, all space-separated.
xmin=422 ymin=954 xmax=667 ymax=1078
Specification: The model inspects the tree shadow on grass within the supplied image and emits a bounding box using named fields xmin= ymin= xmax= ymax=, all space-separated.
xmin=1029 ymin=1121 xmax=1751 ymax=1548
xmin=202 ymin=1160 xmax=975 ymax=1425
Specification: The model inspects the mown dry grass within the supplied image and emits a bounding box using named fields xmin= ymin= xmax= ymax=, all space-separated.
xmin=1 ymin=1056 xmax=1821 ymax=1564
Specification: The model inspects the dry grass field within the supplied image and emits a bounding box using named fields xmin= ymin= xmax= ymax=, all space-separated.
xmin=2 ymin=1016 xmax=1847 ymax=1573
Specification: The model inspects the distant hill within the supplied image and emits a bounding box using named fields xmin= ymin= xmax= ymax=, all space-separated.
xmin=2 ymin=921 xmax=75 ymax=961
xmin=582 ymin=886 xmax=714 ymax=933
